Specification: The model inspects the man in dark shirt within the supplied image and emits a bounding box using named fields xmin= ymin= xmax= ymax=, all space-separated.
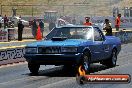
xmin=18 ymin=20 xmax=24 ymax=41
xmin=32 ymin=19 xmax=37 ymax=38
xmin=103 ymin=19 xmax=112 ymax=36
xmin=39 ymin=20 xmax=44 ymax=37
xmin=4 ymin=15 xmax=8 ymax=28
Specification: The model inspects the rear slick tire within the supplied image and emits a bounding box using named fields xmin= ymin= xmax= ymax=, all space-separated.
xmin=108 ymin=49 xmax=117 ymax=67
xmin=78 ymin=52 xmax=91 ymax=75
xmin=101 ymin=49 xmax=117 ymax=68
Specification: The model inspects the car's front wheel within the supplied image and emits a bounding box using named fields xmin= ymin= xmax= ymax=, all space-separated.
xmin=28 ymin=62 xmax=40 ymax=75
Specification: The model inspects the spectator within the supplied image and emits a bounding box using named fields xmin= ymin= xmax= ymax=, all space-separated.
xmin=83 ymin=17 xmax=92 ymax=26
xmin=0 ymin=22 xmax=1 ymax=28
xmin=32 ymin=19 xmax=37 ymax=38
xmin=115 ymin=14 xmax=121 ymax=31
xmin=4 ymin=15 xmax=8 ymax=28
xmin=18 ymin=20 xmax=24 ymax=41
xmin=0 ymin=15 xmax=2 ymax=28
xmin=39 ymin=20 xmax=44 ymax=37
xmin=103 ymin=19 xmax=112 ymax=36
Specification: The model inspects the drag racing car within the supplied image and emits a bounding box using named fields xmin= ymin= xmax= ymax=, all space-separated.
xmin=24 ymin=25 xmax=121 ymax=74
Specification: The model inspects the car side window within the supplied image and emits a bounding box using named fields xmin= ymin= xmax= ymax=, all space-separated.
xmin=94 ymin=28 xmax=103 ymax=41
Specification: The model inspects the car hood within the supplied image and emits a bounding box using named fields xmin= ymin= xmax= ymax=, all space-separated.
xmin=26 ymin=39 xmax=91 ymax=47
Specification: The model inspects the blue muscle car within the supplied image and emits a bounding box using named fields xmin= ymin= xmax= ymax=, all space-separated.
xmin=24 ymin=25 xmax=121 ymax=74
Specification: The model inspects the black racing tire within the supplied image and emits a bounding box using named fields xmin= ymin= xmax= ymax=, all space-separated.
xmin=28 ymin=62 xmax=40 ymax=75
xmin=101 ymin=49 xmax=117 ymax=68
xmin=63 ymin=65 xmax=73 ymax=70
xmin=78 ymin=51 xmax=91 ymax=75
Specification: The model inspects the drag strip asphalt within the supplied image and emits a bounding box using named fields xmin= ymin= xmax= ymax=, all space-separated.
xmin=0 ymin=43 xmax=132 ymax=88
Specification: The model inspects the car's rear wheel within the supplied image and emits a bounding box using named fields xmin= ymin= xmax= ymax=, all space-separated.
xmin=101 ymin=49 xmax=117 ymax=67
xmin=28 ymin=62 xmax=40 ymax=75
xmin=77 ymin=52 xmax=91 ymax=75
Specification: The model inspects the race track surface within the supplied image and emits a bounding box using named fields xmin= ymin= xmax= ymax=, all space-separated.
xmin=0 ymin=43 xmax=132 ymax=88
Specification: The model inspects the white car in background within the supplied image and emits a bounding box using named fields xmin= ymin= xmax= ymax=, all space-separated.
xmin=12 ymin=16 xmax=29 ymax=27
xmin=0 ymin=16 xmax=4 ymax=23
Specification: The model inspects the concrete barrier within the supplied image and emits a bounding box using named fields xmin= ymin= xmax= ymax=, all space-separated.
xmin=0 ymin=45 xmax=25 ymax=65
xmin=113 ymin=30 xmax=132 ymax=43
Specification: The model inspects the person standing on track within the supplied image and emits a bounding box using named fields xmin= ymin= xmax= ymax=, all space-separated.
xmin=103 ymin=19 xmax=112 ymax=36
xmin=39 ymin=20 xmax=44 ymax=38
xmin=83 ymin=17 xmax=92 ymax=26
xmin=0 ymin=15 xmax=2 ymax=28
xmin=18 ymin=20 xmax=24 ymax=41
xmin=4 ymin=15 xmax=8 ymax=28
xmin=115 ymin=14 xmax=121 ymax=31
xmin=32 ymin=19 xmax=37 ymax=38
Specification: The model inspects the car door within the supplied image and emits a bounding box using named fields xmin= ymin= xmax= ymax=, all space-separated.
xmin=97 ymin=28 xmax=111 ymax=60
xmin=91 ymin=27 xmax=104 ymax=61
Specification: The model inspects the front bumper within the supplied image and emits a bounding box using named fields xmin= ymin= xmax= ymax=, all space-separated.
xmin=24 ymin=53 xmax=82 ymax=65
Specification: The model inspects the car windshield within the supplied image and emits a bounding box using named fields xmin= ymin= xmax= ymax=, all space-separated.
xmin=45 ymin=27 xmax=93 ymax=40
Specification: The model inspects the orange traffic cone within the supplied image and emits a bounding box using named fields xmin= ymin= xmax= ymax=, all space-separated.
xmin=36 ymin=25 xmax=42 ymax=40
